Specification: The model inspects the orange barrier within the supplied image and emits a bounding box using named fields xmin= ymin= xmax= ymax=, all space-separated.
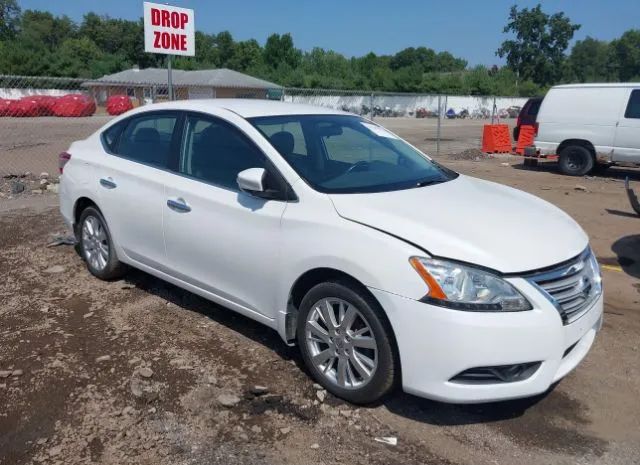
xmin=515 ymin=125 xmax=536 ymax=155
xmin=481 ymin=124 xmax=512 ymax=153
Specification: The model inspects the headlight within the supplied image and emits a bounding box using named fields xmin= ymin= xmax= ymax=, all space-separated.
xmin=409 ymin=257 xmax=532 ymax=311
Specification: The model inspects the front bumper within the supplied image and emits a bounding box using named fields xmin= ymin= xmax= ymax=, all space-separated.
xmin=370 ymin=282 xmax=603 ymax=403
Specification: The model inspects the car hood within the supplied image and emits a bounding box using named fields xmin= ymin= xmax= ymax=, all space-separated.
xmin=329 ymin=175 xmax=588 ymax=273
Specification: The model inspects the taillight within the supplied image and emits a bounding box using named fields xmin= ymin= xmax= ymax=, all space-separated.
xmin=59 ymin=152 xmax=71 ymax=174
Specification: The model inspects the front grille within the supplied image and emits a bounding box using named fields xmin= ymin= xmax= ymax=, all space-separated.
xmin=526 ymin=249 xmax=601 ymax=325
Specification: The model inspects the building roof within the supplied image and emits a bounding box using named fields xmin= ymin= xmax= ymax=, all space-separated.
xmin=86 ymin=68 xmax=281 ymax=89
xmin=104 ymin=99 xmax=350 ymax=119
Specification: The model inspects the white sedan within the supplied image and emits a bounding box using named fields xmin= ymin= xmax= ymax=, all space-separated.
xmin=59 ymin=100 xmax=603 ymax=404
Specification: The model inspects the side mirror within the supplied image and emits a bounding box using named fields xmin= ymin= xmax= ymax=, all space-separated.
xmin=237 ymin=168 xmax=266 ymax=194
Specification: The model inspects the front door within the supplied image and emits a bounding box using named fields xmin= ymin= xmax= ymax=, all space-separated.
xmin=613 ymin=88 xmax=640 ymax=163
xmin=163 ymin=112 xmax=287 ymax=319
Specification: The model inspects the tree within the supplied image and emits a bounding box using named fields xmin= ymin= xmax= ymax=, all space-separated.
xmin=227 ymin=39 xmax=262 ymax=72
xmin=567 ymin=37 xmax=615 ymax=82
xmin=0 ymin=0 xmax=20 ymax=39
xmin=610 ymin=30 xmax=640 ymax=82
xmin=263 ymin=33 xmax=301 ymax=70
xmin=496 ymin=4 xmax=580 ymax=86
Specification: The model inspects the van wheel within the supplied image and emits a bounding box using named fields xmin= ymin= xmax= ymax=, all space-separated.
xmin=297 ymin=280 xmax=398 ymax=404
xmin=559 ymin=145 xmax=594 ymax=176
xmin=78 ymin=206 xmax=126 ymax=280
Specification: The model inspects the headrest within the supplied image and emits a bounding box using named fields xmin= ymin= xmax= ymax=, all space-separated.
xmin=134 ymin=127 xmax=160 ymax=143
xmin=269 ymin=131 xmax=295 ymax=157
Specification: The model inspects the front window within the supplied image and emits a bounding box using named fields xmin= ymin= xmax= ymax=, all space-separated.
xmin=250 ymin=114 xmax=457 ymax=193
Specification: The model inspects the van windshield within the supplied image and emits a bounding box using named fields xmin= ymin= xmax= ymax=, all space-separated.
xmin=249 ymin=114 xmax=457 ymax=194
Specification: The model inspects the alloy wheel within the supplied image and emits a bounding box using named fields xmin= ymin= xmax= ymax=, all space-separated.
xmin=305 ymin=297 xmax=378 ymax=390
xmin=81 ymin=215 xmax=109 ymax=271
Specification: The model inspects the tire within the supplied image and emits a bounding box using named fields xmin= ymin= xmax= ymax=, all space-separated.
xmin=558 ymin=145 xmax=594 ymax=176
xmin=297 ymin=280 xmax=398 ymax=404
xmin=77 ymin=206 xmax=126 ymax=280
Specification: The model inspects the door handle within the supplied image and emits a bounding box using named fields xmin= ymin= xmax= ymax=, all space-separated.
xmin=99 ymin=177 xmax=117 ymax=189
xmin=167 ymin=197 xmax=191 ymax=213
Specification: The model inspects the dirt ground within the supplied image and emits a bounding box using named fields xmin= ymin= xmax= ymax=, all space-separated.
xmin=1 ymin=119 xmax=640 ymax=465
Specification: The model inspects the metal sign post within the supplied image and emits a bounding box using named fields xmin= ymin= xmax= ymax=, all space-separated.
xmin=167 ymin=55 xmax=174 ymax=100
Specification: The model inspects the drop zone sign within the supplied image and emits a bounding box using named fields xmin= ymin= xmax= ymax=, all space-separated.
xmin=143 ymin=2 xmax=195 ymax=56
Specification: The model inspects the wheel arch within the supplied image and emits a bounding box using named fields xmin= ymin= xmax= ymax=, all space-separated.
xmin=285 ymin=267 xmax=399 ymax=349
xmin=557 ymin=139 xmax=596 ymax=158
xmin=73 ymin=197 xmax=100 ymax=230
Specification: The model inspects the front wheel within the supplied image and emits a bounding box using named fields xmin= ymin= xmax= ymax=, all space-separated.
xmin=297 ymin=280 xmax=398 ymax=404
xmin=558 ymin=145 xmax=594 ymax=176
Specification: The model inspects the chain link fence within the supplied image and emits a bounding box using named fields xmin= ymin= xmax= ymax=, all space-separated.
xmin=0 ymin=74 xmax=526 ymax=200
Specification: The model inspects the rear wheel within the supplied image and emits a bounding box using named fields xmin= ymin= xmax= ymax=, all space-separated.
xmin=297 ymin=280 xmax=398 ymax=404
xmin=559 ymin=145 xmax=594 ymax=176
xmin=78 ymin=206 xmax=126 ymax=280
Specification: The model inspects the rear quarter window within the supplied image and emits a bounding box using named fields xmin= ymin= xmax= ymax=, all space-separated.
xmin=101 ymin=122 xmax=124 ymax=153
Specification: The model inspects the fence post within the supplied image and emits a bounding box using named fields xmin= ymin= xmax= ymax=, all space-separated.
xmin=370 ymin=92 xmax=374 ymax=120
xmin=491 ymin=96 xmax=497 ymax=124
xmin=436 ymin=95 xmax=442 ymax=156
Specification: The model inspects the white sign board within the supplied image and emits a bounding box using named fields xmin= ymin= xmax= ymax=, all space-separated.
xmin=143 ymin=2 xmax=195 ymax=56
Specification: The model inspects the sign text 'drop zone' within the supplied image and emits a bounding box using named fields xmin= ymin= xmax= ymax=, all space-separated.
xmin=143 ymin=2 xmax=195 ymax=56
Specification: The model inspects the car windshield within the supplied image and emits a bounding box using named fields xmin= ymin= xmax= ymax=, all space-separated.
xmin=249 ymin=114 xmax=458 ymax=194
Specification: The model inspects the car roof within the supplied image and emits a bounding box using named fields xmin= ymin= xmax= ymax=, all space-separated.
xmin=124 ymin=99 xmax=351 ymax=119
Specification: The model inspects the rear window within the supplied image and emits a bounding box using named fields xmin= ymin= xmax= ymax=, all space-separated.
xmin=527 ymin=100 xmax=542 ymax=116
xmin=624 ymin=89 xmax=640 ymax=119
xmin=105 ymin=112 xmax=178 ymax=168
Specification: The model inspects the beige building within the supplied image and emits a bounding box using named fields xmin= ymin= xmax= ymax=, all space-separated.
xmin=84 ymin=67 xmax=282 ymax=106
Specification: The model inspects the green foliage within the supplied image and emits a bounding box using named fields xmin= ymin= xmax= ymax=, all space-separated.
xmin=610 ymin=30 xmax=640 ymax=82
xmin=0 ymin=0 xmax=20 ymax=39
xmin=566 ymin=37 xmax=616 ymax=83
xmin=497 ymin=4 xmax=580 ymax=87
xmin=0 ymin=5 xmax=636 ymax=96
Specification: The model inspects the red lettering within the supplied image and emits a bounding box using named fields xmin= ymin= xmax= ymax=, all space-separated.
xmin=171 ymin=33 xmax=180 ymax=50
xmin=170 ymin=12 xmax=178 ymax=28
xmin=180 ymin=13 xmax=188 ymax=29
xmin=161 ymin=10 xmax=170 ymax=27
xmin=153 ymin=30 xmax=161 ymax=48
xmin=161 ymin=32 xmax=170 ymax=49
xmin=151 ymin=8 xmax=160 ymax=26
xmin=180 ymin=34 xmax=187 ymax=50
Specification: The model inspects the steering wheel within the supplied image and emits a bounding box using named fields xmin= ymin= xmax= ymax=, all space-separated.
xmin=344 ymin=160 xmax=370 ymax=174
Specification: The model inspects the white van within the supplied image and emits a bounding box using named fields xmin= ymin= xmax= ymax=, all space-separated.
xmin=534 ymin=83 xmax=640 ymax=176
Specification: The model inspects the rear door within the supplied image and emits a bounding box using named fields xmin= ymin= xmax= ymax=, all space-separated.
xmin=613 ymin=88 xmax=640 ymax=163
xmin=163 ymin=111 xmax=288 ymax=319
xmin=95 ymin=111 xmax=180 ymax=270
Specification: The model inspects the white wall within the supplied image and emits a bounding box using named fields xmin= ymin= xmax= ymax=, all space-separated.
xmin=0 ymin=88 xmax=77 ymax=99
xmin=284 ymin=93 xmax=528 ymax=117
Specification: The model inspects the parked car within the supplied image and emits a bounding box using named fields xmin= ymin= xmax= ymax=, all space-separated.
xmin=513 ymin=97 xmax=543 ymax=141
xmin=59 ymin=100 xmax=603 ymax=404
xmin=534 ymin=83 xmax=640 ymax=175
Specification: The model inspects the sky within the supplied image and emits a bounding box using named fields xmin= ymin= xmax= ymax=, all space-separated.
xmin=16 ymin=0 xmax=640 ymax=66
